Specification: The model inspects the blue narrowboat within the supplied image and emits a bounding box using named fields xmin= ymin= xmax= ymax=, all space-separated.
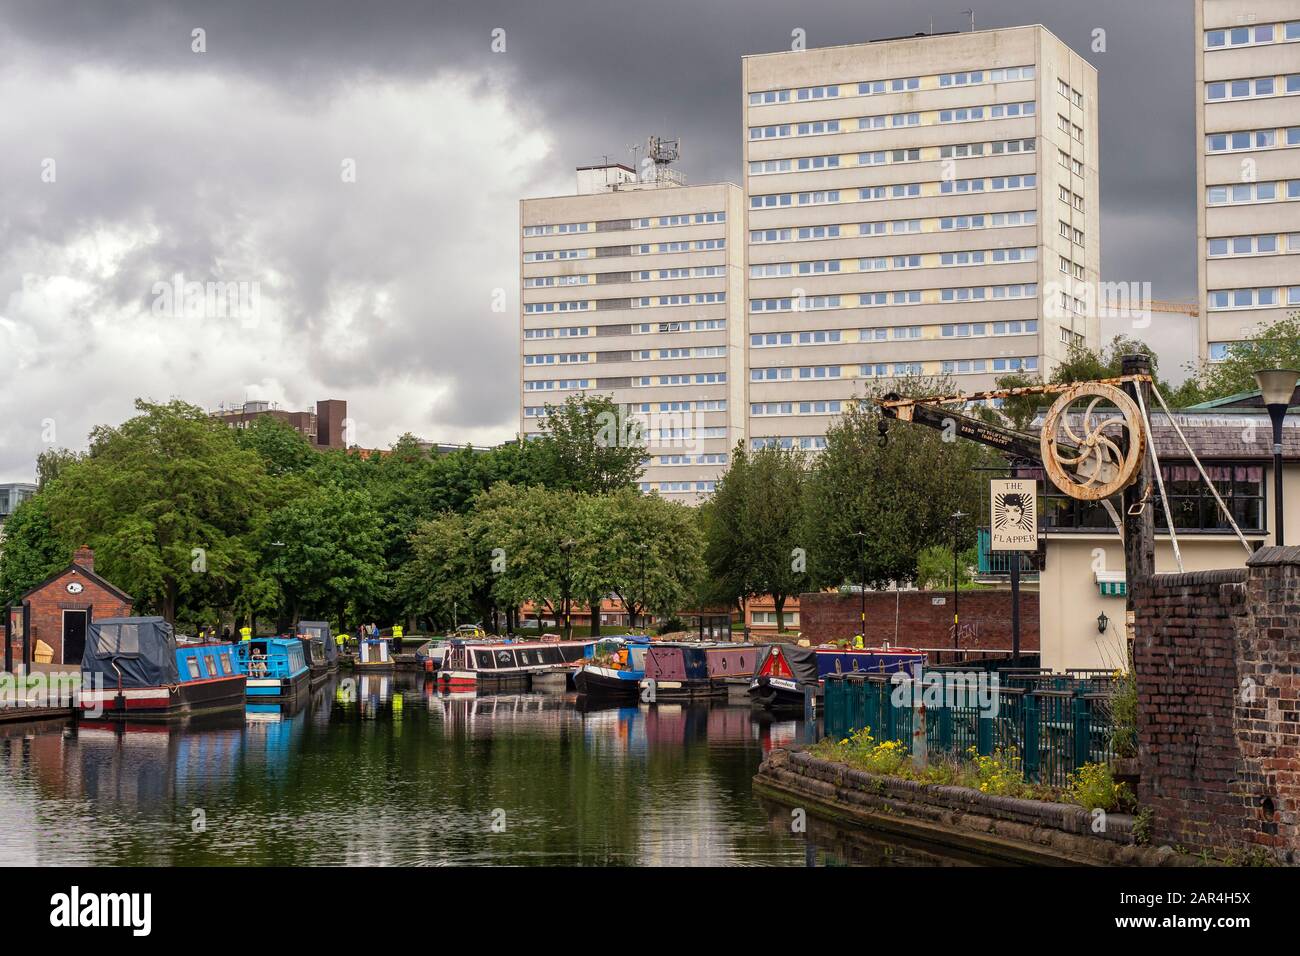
xmin=79 ymin=617 xmax=247 ymax=720
xmin=749 ymin=644 xmax=925 ymax=712
xmin=573 ymin=637 xmax=652 ymax=700
xmin=235 ymin=638 xmax=311 ymax=699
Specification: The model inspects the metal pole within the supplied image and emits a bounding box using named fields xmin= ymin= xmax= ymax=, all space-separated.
xmin=1010 ymin=559 xmax=1021 ymax=667
xmin=1121 ymin=355 xmax=1156 ymax=662
xmin=1271 ymin=406 xmax=1286 ymax=546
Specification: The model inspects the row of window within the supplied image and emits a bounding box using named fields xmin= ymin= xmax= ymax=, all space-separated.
xmin=1207 ymin=75 xmax=1300 ymax=101
xmin=751 ymin=437 xmax=829 ymax=451
xmin=747 ymin=66 xmax=1034 ymax=106
xmin=747 ymin=209 xmax=1037 ymax=245
xmin=524 ymin=352 xmax=588 ymax=365
xmin=748 ymin=284 xmax=1038 ymax=312
xmin=631 ymin=320 xmax=727 ymax=334
xmin=750 ymin=173 xmax=1035 ymax=209
xmin=749 ymin=140 xmax=1032 ymax=174
xmin=632 ymin=292 xmax=726 ymax=308
xmin=749 ymin=247 xmax=1036 ymax=278
xmin=523 ymin=212 xmax=727 ymax=237
xmin=750 ymin=356 xmax=1038 ymax=382
xmin=1208 ymin=234 xmax=1300 ymax=257
xmin=752 ymin=400 xmax=844 ymax=416
xmin=658 ymin=453 xmax=730 ymax=466
xmin=1206 ymin=127 xmax=1300 ymax=154
xmin=640 ymin=481 xmax=717 ymax=494
xmin=1055 ymin=114 xmax=1085 ymax=143
xmin=1204 ymin=22 xmax=1300 ymax=49
xmin=1207 ymin=287 xmax=1300 ymax=311
xmin=523 ymin=240 xmax=726 ymax=262
xmin=1206 ymin=181 xmax=1300 ymax=205
xmin=631 ymin=346 xmax=727 ymax=360
xmin=748 ymin=100 xmax=1037 ymax=140
xmin=631 ymin=373 xmax=728 ymax=386
xmin=750 ymin=319 xmax=1038 ymax=348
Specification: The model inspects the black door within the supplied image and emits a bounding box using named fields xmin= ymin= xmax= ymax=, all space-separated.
xmin=63 ymin=610 xmax=88 ymax=665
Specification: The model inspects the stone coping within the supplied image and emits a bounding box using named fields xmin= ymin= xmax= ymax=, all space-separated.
xmin=756 ymin=748 xmax=1198 ymax=866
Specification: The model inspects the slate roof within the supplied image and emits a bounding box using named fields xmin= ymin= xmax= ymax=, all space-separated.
xmin=1029 ymin=409 xmax=1300 ymax=460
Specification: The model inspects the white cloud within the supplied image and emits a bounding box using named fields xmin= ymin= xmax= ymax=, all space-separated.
xmin=0 ymin=59 xmax=569 ymax=480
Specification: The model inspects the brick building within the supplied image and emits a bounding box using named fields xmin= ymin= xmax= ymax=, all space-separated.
xmin=6 ymin=547 xmax=133 ymax=670
xmin=211 ymin=398 xmax=348 ymax=450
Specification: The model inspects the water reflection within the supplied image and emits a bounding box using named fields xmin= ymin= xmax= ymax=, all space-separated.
xmin=0 ymin=674 xmax=988 ymax=867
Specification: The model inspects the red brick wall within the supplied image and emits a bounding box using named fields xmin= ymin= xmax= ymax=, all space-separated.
xmin=798 ymin=590 xmax=1039 ymax=652
xmin=1134 ymin=550 xmax=1300 ymax=862
xmin=10 ymin=567 xmax=132 ymax=667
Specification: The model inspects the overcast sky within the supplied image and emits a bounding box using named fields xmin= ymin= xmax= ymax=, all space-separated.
xmin=0 ymin=0 xmax=1196 ymax=482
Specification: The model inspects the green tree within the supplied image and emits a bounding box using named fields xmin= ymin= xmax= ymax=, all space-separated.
xmin=914 ymin=543 xmax=978 ymax=591
xmin=397 ymin=510 xmax=493 ymax=631
xmin=585 ymin=488 xmax=704 ymax=629
xmin=701 ymin=443 xmax=756 ymax=618
xmin=803 ymin=394 xmax=998 ymax=590
xmin=703 ymin=444 xmax=807 ymax=632
xmin=260 ymin=483 xmax=386 ymax=628
xmin=533 ymin=394 xmax=645 ymax=494
xmin=40 ymin=399 xmax=269 ymax=624
xmin=1190 ymin=311 xmax=1300 ymax=402
xmin=0 ymin=496 xmax=69 ymax=605
xmin=234 ymin=415 xmax=318 ymax=476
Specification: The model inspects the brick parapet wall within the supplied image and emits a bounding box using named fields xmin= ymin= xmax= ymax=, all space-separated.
xmin=799 ymin=590 xmax=1039 ymax=652
xmin=1134 ymin=547 xmax=1300 ymax=863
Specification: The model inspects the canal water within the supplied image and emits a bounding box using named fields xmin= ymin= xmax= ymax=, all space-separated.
xmin=0 ymin=674 xmax=997 ymax=866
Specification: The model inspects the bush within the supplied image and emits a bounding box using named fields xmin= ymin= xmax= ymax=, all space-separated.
xmin=1065 ymin=762 xmax=1134 ymax=812
xmin=1109 ymin=670 xmax=1138 ymax=758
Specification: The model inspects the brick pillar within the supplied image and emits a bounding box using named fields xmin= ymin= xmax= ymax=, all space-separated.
xmin=1134 ymin=549 xmax=1300 ymax=863
xmin=72 ymin=546 xmax=94 ymax=573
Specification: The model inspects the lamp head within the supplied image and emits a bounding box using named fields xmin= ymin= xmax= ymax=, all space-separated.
xmin=1254 ymin=368 xmax=1299 ymax=409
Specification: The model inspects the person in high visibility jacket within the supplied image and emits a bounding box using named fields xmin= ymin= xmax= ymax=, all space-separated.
xmin=392 ymin=624 xmax=404 ymax=653
xmin=853 ymin=633 xmax=864 ymax=649
xmin=240 ymin=625 xmax=252 ymax=642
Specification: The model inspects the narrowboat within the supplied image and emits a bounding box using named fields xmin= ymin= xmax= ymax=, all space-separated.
xmin=355 ymin=635 xmax=395 ymax=671
xmin=640 ymin=643 xmax=725 ymax=701
xmin=748 ymin=644 xmax=926 ymax=712
xmin=296 ymin=620 xmax=338 ymax=686
xmin=78 ymin=617 xmax=247 ymax=721
xmin=574 ymin=638 xmax=651 ymax=700
xmin=416 ymin=639 xmax=449 ymax=675
xmin=437 ymin=638 xmax=593 ymax=691
xmin=235 ymin=637 xmax=311 ymax=700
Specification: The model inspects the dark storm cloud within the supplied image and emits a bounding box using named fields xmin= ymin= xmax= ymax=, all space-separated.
xmin=0 ymin=0 xmax=1197 ymax=479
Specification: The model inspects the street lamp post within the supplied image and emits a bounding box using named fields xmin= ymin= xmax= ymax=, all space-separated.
xmin=1255 ymin=369 xmax=1298 ymax=547
xmin=950 ymin=510 xmax=967 ymax=651
xmin=852 ymin=530 xmax=868 ymax=646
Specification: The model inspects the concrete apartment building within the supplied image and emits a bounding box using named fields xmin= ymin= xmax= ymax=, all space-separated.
xmin=742 ymin=25 xmax=1100 ymax=452
xmin=519 ymin=164 xmax=745 ymax=501
xmin=1195 ymin=1 xmax=1300 ymax=363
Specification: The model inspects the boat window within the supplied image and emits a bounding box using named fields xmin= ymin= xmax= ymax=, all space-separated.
xmin=560 ymin=645 xmax=584 ymax=662
xmin=474 ymin=650 xmax=495 ymax=669
xmin=219 ymin=653 xmax=233 ymax=675
xmin=495 ymin=649 xmax=515 ymax=668
xmin=186 ymin=657 xmax=201 ymax=679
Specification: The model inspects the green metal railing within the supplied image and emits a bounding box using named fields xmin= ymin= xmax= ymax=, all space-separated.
xmin=823 ymin=673 xmax=1116 ymax=788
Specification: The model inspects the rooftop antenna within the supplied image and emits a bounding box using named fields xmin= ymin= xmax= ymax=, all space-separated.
xmin=960 ymin=8 xmax=975 ymax=31
xmin=647 ymin=135 xmax=681 ymax=183
xmin=628 ymin=141 xmax=642 ymax=175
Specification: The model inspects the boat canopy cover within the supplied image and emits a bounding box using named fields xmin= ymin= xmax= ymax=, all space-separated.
xmin=758 ymin=644 xmax=820 ymax=684
xmin=83 ymin=616 xmax=179 ymax=687
xmin=299 ymin=620 xmax=336 ymax=661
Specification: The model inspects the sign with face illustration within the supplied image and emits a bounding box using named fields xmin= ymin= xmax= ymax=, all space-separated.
xmin=990 ymin=478 xmax=1038 ymax=551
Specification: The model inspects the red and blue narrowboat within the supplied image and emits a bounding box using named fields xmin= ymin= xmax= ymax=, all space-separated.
xmin=749 ymin=643 xmax=925 ymax=712
xmin=78 ymin=617 xmax=247 ymax=720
